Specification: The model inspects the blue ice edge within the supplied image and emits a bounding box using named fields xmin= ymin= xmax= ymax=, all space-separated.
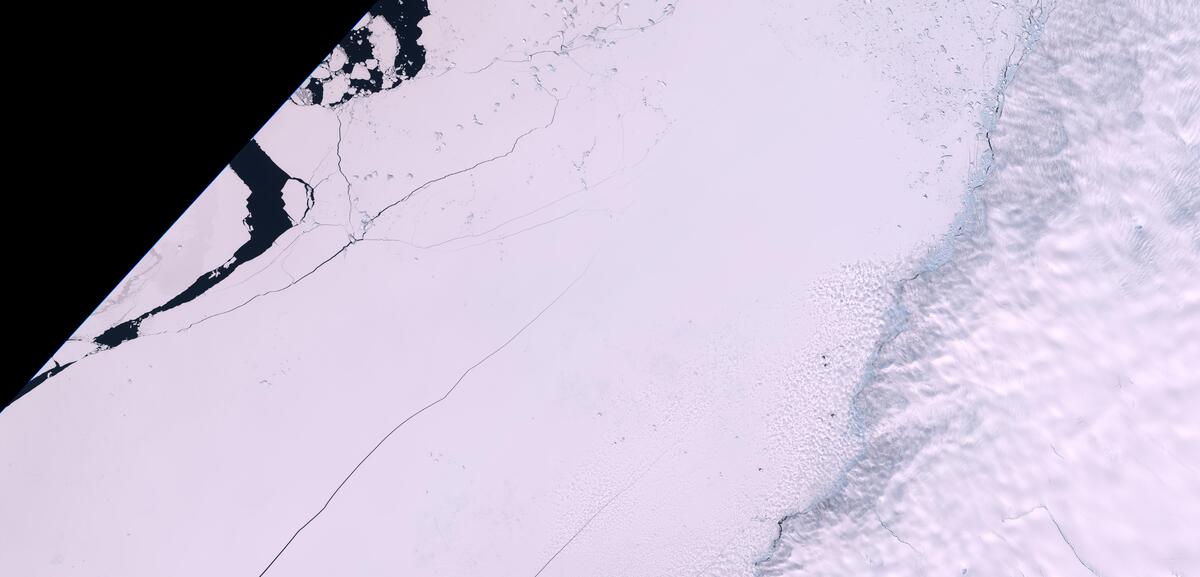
xmin=753 ymin=2 xmax=1053 ymax=570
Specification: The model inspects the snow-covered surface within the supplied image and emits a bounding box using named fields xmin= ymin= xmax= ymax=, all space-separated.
xmin=760 ymin=1 xmax=1200 ymax=574
xmin=2 ymin=0 xmax=1196 ymax=576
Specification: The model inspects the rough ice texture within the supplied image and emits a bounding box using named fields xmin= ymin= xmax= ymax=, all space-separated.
xmin=2 ymin=0 xmax=1196 ymax=576
xmin=759 ymin=0 xmax=1200 ymax=575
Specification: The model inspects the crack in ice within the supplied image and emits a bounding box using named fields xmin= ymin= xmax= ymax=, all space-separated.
xmin=257 ymin=261 xmax=592 ymax=576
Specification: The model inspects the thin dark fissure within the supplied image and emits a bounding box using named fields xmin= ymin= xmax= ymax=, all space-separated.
xmin=18 ymin=140 xmax=306 ymax=397
xmin=93 ymin=139 xmax=299 ymax=349
xmin=18 ymin=1 xmax=429 ymax=400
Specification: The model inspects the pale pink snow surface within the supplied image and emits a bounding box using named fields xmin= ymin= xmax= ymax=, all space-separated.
xmin=758 ymin=0 xmax=1200 ymax=575
xmin=2 ymin=0 xmax=1197 ymax=576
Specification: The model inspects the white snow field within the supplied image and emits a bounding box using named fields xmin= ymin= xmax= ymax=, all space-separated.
xmin=759 ymin=0 xmax=1200 ymax=575
xmin=2 ymin=0 xmax=1196 ymax=576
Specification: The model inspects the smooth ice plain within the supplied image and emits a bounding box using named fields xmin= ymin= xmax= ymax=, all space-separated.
xmin=2 ymin=1 xmax=1197 ymax=576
